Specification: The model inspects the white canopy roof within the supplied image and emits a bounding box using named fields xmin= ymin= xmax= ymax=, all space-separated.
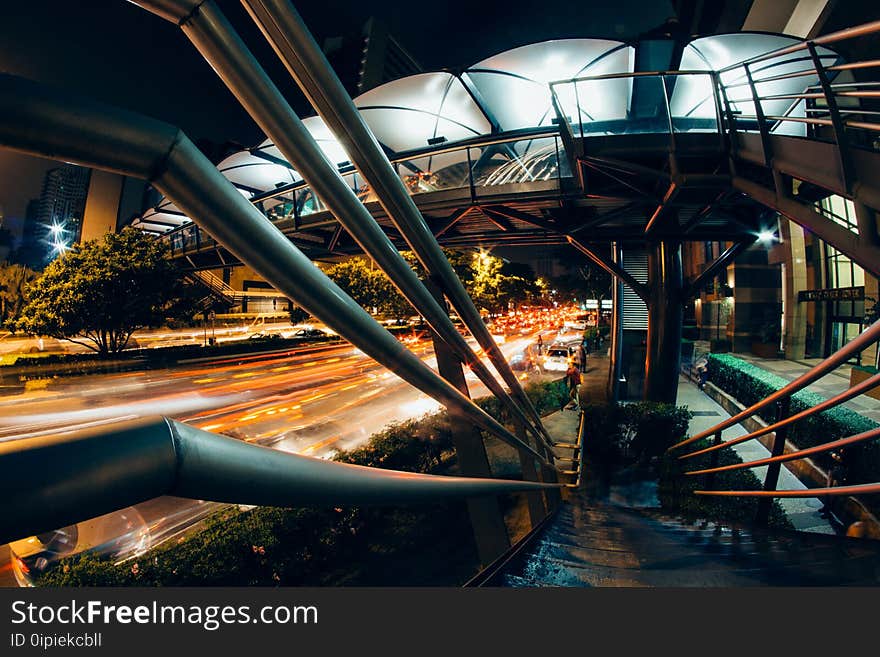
xmin=136 ymin=33 xmax=841 ymax=233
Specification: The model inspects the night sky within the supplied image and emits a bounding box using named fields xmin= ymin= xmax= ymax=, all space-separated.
xmin=0 ymin=0 xmax=674 ymax=235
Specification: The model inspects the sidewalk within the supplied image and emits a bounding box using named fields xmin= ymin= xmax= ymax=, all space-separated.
xmin=735 ymin=354 xmax=880 ymax=423
xmin=677 ymin=376 xmax=835 ymax=535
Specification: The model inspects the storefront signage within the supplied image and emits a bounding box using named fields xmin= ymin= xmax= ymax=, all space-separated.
xmin=798 ymin=286 xmax=864 ymax=302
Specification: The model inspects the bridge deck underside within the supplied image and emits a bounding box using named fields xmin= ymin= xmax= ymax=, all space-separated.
xmin=168 ymin=133 xmax=880 ymax=271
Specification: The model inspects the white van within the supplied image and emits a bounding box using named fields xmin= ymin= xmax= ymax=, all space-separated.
xmin=543 ymin=344 xmax=573 ymax=372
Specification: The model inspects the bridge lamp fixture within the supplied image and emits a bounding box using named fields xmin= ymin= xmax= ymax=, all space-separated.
xmin=757 ymin=230 xmax=777 ymax=244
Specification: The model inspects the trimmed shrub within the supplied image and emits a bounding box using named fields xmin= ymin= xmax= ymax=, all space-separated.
xmin=581 ymin=400 xmax=790 ymax=529
xmin=658 ymin=437 xmax=791 ymax=529
xmin=582 ymin=401 xmax=693 ymax=464
xmin=707 ymin=354 xmax=880 ymax=484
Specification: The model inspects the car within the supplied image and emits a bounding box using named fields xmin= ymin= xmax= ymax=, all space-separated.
xmin=543 ymin=344 xmax=573 ymax=372
xmin=248 ymin=331 xmax=283 ymax=341
xmin=509 ymin=352 xmax=534 ymax=371
xmin=292 ymin=328 xmax=328 ymax=340
xmin=10 ymin=508 xmax=150 ymax=587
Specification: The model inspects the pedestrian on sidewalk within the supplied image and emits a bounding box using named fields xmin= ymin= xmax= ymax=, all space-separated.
xmin=577 ymin=342 xmax=587 ymax=373
xmin=536 ymin=334 xmax=543 ymax=356
xmin=571 ymin=345 xmax=583 ymax=373
xmin=565 ymin=363 xmax=581 ymax=411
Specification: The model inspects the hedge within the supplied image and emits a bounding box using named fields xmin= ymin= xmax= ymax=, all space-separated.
xmin=707 ymin=353 xmax=880 ymax=485
xmin=581 ymin=400 xmax=790 ymax=528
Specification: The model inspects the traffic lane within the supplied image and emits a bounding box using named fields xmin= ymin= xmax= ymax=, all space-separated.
xmin=0 ymin=332 xmax=547 ymax=584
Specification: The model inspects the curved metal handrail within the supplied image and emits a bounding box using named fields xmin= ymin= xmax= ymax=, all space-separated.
xmin=679 ymin=370 xmax=880 ymax=461
xmin=0 ymin=416 xmax=555 ymax=546
xmin=696 ymin=482 xmax=880 ymax=498
xmin=668 ymin=318 xmax=880 ymax=452
xmin=685 ymin=426 xmax=880 ymax=478
xmin=717 ymin=20 xmax=880 ymax=74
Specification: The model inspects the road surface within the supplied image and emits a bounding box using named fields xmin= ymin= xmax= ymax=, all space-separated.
xmin=0 ymin=328 xmax=561 ymax=585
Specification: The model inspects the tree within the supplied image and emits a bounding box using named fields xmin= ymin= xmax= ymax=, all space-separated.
xmin=16 ymin=228 xmax=185 ymax=356
xmin=321 ymin=257 xmax=411 ymax=321
xmin=0 ymin=263 xmax=38 ymax=327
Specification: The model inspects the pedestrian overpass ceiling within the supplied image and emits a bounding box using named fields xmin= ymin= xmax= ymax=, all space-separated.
xmin=135 ymin=32 xmax=840 ymax=236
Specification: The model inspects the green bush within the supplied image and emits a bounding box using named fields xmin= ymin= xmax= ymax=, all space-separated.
xmin=580 ymin=400 xmax=790 ymax=529
xmin=707 ymin=354 xmax=880 ymax=484
xmin=658 ymin=439 xmax=791 ymax=529
xmin=582 ymin=401 xmax=693 ymax=464
xmin=475 ymin=378 xmax=568 ymax=424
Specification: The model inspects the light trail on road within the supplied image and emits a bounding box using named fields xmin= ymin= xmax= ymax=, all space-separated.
xmin=0 ymin=309 xmax=577 ymax=584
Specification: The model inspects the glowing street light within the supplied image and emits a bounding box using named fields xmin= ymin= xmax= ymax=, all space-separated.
xmin=757 ymin=230 xmax=777 ymax=244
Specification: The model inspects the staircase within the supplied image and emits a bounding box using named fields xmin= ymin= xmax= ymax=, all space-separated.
xmin=187 ymin=269 xmax=237 ymax=309
xmin=494 ymin=488 xmax=880 ymax=586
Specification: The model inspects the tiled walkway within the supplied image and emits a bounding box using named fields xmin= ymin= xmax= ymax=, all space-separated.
xmin=677 ymin=376 xmax=835 ymax=535
xmin=735 ymin=354 xmax=880 ymax=423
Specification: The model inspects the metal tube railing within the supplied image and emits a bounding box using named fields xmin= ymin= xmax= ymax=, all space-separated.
xmin=157 ymin=127 xmax=563 ymax=247
xmin=0 ymin=416 xmax=553 ymax=546
xmin=132 ymin=0 xmax=552 ymax=453
xmin=0 ymin=72 xmax=547 ymax=463
xmin=669 ymin=318 xmax=880 ymax=451
xmin=241 ymin=0 xmax=555 ymax=449
xmin=717 ymin=20 xmax=880 ymax=74
xmin=685 ymin=426 xmax=880 ymax=478
xmin=679 ymin=371 xmax=880 ymax=461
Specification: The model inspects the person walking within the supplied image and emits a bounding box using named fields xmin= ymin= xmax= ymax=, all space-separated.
xmin=536 ymin=334 xmax=544 ymax=356
xmin=577 ymin=343 xmax=587 ymax=373
xmin=571 ymin=345 xmax=583 ymax=373
xmin=565 ymin=362 xmax=581 ymax=410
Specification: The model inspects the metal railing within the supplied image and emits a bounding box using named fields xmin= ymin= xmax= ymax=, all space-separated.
xmin=715 ymin=20 xmax=880 ymax=196
xmin=667 ymin=319 xmax=880 ymax=526
xmin=157 ymin=129 xmax=570 ymax=257
xmin=549 ymin=70 xmax=723 ymax=143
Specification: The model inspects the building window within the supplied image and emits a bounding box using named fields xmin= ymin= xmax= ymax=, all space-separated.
xmin=817 ymin=195 xmax=859 ymax=234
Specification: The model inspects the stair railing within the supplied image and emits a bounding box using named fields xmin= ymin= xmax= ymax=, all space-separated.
xmin=668 ymin=318 xmax=880 ymax=525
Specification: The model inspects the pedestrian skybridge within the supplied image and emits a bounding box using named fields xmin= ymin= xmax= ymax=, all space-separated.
xmin=139 ymin=28 xmax=880 ymax=282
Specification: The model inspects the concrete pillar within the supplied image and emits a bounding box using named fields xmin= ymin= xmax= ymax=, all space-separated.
xmin=425 ymin=278 xmax=510 ymax=565
xmin=80 ymin=170 xmax=124 ymax=242
xmin=778 ymin=219 xmax=808 ymax=360
xmin=644 ymin=241 xmax=683 ymax=404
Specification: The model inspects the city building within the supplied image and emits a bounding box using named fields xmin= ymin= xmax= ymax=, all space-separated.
xmin=35 ymin=164 xmax=91 ymax=255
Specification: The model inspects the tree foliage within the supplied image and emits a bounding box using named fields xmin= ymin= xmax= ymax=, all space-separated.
xmin=320 ymin=257 xmax=411 ymax=320
xmin=320 ymin=250 xmax=542 ymax=321
xmin=15 ymin=228 xmax=186 ymax=356
xmin=0 ymin=263 xmax=38 ymax=327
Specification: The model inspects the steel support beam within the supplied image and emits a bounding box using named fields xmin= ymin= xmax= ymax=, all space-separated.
xmin=733 ymin=175 xmax=880 ymax=278
xmin=482 ymin=205 xmax=564 ymax=234
xmin=0 ymin=72 xmax=546 ymax=462
xmin=684 ymin=239 xmax=755 ymax=298
xmin=0 ymin=416 xmax=551 ymax=546
xmin=132 ymin=0 xmax=548 ymax=448
xmin=240 ymin=0 xmax=554 ymax=446
xmin=644 ymin=241 xmax=684 ymax=404
xmin=567 ymin=236 xmax=650 ymax=303
xmin=425 ymin=278 xmax=512 ymax=564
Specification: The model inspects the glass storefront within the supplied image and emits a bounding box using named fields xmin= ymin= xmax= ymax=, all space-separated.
xmin=820 ymin=196 xmax=865 ymax=363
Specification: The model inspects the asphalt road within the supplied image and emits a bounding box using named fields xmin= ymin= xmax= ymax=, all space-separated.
xmin=0 ymin=330 xmax=553 ymax=586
